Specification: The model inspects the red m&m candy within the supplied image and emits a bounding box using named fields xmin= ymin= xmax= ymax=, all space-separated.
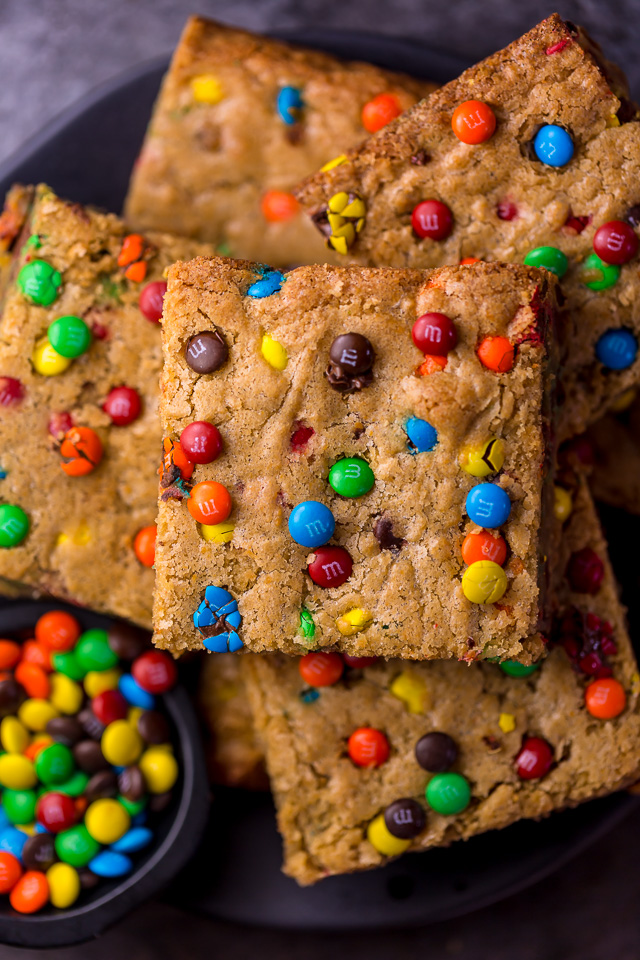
xmin=36 ymin=791 xmax=78 ymax=833
xmin=566 ymin=547 xmax=604 ymax=594
xmin=92 ymin=689 xmax=128 ymax=725
xmin=348 ymin=727 xmax=390 ymax=767
xmin=103 ymin=386 xmax=141 ymax=426
xmin=307 ymin=546 xmax=353 ymax=588
xmin=179 ymin=421 xmax=223 ymax=464
xmin=593 ymin=220 xmax=638 ymax=265
xmin=515 ymin=736 xmax=554 ymax=780
xmin=139 ymin=281 xmax=167 ymax=323
xmin=412 ymin=313 xmax=457 ymax=355
xmin=343 ymin=654 xmax=379 ymax=668
xmin=411 ymin=200 xmax=453 ymax=240
xmin=299 ymin=651 xmax=344 ymax=687
xmin=132 ymin=650 xmax=177 ymax=694
xmin=0 ymin=377 xmax=24 ymax=407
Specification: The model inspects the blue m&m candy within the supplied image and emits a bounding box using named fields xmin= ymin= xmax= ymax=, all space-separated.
xmin=466 ymin=483 xmax=511 ymax=528
xmin=533 ymin=125 xmax=574 ymax=167
xmin=288 ymin=501 xmax=335 ymax=548
xmin=119 ymin=674 xmax=156 ymax=710
xmin=405 ymin=418 xmax=438 ymax=453
xmin=596 ymin=328 xmax=638 ymax=370
xmin=88 ymin=850 xmax=133 ymax=878
xmin=277 ymin=86 xmax=304 ymax=124
xmin=247 ymin=270 xmax=284 ymax=298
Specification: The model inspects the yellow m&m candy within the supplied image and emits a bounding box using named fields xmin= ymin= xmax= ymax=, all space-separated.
xmin=367 ymin=814 xmax=411 ymax=857
xmin=461 ymin=560 xmax=508 ymax=604
xmin=260 ymin=335 xmax=288 ymax=371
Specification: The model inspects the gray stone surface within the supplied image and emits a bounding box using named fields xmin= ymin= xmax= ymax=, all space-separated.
xmin=1 ymin=0 xmax=640 ymax=165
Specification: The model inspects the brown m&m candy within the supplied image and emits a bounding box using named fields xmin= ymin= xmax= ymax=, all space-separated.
xmin=415 ymin=731 xmax=458 ymax=772
xmin=185 ymin=330 xmax=228 ymax=373
xmin=118 ymin=765 xmax=145 ymax=802
xmin=384 ymin=798 xmax=426 ymax=839
xmin=0 ymin=679 xmax=26 ymax=717
xmin=46 ymin=716 xmax=83 ymax=747
xmin=85 ymin=770 xmax=118 ymax=803
xmin=107 ymin=622 xmax=150 ymax=662
xmin=137 ymin=709 xmax=170 ymax=744
xmin=73 ymin=739 xmax=109 ymax=773
xmin=326 ymin=333 xmax=375 ymax=392
xmin=22 ymin=833 xmax=56 ymax=872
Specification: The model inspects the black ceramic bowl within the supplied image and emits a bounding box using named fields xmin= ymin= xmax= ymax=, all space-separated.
xmin=0 ymin=28 xmax=637 ymax=936
xmin=0 ymin=600 xmax=209 ymax=948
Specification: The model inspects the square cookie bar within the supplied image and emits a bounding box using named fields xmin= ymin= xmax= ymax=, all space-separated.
xmin=124 ymin=16 xmax=435 ymax=266
xmin=295 ymin=14 xmax=640 ymax=440
xmin=244 ymin=475 xmax=640 ymax=884
xmin=198 ymin=653 xmax=268 ymax=790
xmin=0 ymin=184 xmax=213 ymax=627
xmin=153 ymin=256 xmax=558 ymax=661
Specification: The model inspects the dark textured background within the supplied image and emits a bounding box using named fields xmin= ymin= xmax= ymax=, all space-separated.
xmin=2 ymin=0 xmax=640 ymax=956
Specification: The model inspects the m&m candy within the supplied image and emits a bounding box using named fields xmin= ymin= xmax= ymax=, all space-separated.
xmin=307 ymin=546 xmax=353 ymax=588
xmin=328 ymin=458 xmax=374 ymax=498
xmin=412 ymin=313 xmax=457 ymax=355
xmin=405 ymin=418 xmax=437 ymax=453
xmin=515 ymin=737 xmax=554 ymax=779
xmin=47 ymin=316 xmax=91 ymax=358
xmin=593 ymin=220 xmax=638 ymax=265
xmin=462 ymin=560 xmax=508 ymax=604
xmin=451 ymin=100 xmax=496 ymax=144
xmin=288 ymin=501 xmax=335 ymax=548
xmin=465 ymin=483 xmax=511 ymax=527
xmin=179 ymin=421 xmax=223 ymax=464
xmin=425 ymin=772 xmax=471 ymax=814
xmin=596 ymin=329 xmax=638 ymax=370
xmin=411 ymin=200 xmax=453 ymax=240
xmin=533 ymin=125 xmax=574 ymax=166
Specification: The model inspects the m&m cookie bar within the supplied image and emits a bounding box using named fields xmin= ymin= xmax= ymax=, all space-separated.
xmin=295 ymin=14 xmax=640 ymax=440
xmin=153 ymin=256 xmax=558 ymax=661
xmin=244 ymin=475 xmax=640 ymax=885
xmin=0 ymin=185 xmax=213 ymax=626
xmin=124 ymin=16 xmax=435 ymax=267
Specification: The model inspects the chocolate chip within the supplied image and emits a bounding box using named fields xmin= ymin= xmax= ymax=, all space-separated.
xmin=0 ymin=679 xmax=26 ymax=717
xmin=73 ymin=739 xmax=109 ymax=773
xmin=626 ymin=204 xmax=640 ymax=227
xmin=373 ymin=516 xmax=405 ymax=553
xmin=185 ymin=330 xmax=228 ymax=373
xmin=22 ymin=834 xmax=56 ymax=872
xmin=137 ymin=710 xmax=170 ymax=745
xmin=78 ymin=708 xmax=105 ymax=741
xmin=108 ymin=621 xmax=150 ymax=661
xmin=410 ymin=150 xmax=430 ymax=165
xmin=85 ymin=770 xmax=118 ymax=803
xmin=326 ymin=333 xmax=375 ymax=392
xmin=384 ymin=798 xmax=426 ymax=839
xmin=149 ymin=791 xmax=173 ymax=813
xmin=415 ymin=732 xmax=458 ymax=772
xmin=118 ymin=765 xmax=146 ymax=802
xmin=46 ymin=716 xmax=83 ymax=747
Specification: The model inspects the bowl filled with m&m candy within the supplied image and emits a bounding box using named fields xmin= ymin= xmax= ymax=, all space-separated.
xmin=0 ymin=602 xmax=207 ymax=948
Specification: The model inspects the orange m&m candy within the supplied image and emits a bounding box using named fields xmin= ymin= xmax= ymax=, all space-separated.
xmin=460 ymin=256 xmax=481 ymax=265
xmin=348 ymin=727 xmax=390 ymax=767
xmin=299 ymin=651 xmax=344 ymax=688
xmin=261 ymin=191 xmax=299 ymax=223
xmin=21 ymin=640 xmax=53 ymax=672
xmin=452 ymin=100 xmax=496 ymax=145
xmin=117 ymin=233 xmax=144 ymax=267
xmin=477 ymin=336 xmax=514 ymax=373
xmin=585 ymin=677 xmax=626 ymax=719
xmin=160 ymin=438 xmax=194 ymax=482
xmin=15 ymin=661 xmax=50 ymax=700
xmin=124 ymin=260 xmax=147 ymax=283
xmin=362 ymin=93 xmax=403 ymax=133
xmin=0 ymin=852 xmax=22 ymax=894
xmin=60 ymin=427 xmax=103 ymax=477
xmin=134 ymin=525 xmax=157 ymax=567
xmin=187 ymin=481 xmax=232 ymax=525
xmin=0 ymin=640 xmax=21 ymax=670
xmin=461 ymin=531 xmax=507 ymax=566
xmin=35 ymin=610 xmax=81 ymax=652
xmin=417 ymin=355 xmax=447 ymax=376
xmin=9 ymin=870 xmax=49 ymax=914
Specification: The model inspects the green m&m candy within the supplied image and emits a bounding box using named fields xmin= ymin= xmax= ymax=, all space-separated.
xmin=499 ymin=659 xmax=541 ymax=677
xmin=299 ymin=608 xmax=315 ymax=640
xmin=17 ymin=260 xmax=62 ymax=306
xmin=118 ymin=794 xmax=147 ymax=817
xmin=523 ymin=246 xmax=568 ymax=278
xmin=75 ymin=629 xmax=119 ymax=672
xmin=48 ymin=316 xmax=92 ymax=358
xmin=2 ymin=788 xmax=37 ymax=824
xmin=51 ymin=651 xmax=86 ymax=681
xmin=35 ymin=743 xmax=74 ymax=785
xmin=0 ymin=504 xmax=29 ymax=548
xmin=425 ymin=772 xmax=471 ymax=815
xmin=55 ymin=824 xmax=100 ymax=867
xmin=328 ymin=457 xmax=375 ymax=498
xmin=581 ymin=253 xmax=620 ymax=291
xmin=56 ymin=770 xmax=89 ymax=797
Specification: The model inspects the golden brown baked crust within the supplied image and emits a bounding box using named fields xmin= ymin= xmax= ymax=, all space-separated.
xmin=124 ymin=16 xmax=436 ymax=266
xmin=244 ymin=476 xmax=640 ymax=885
xmin=0 ymin=185 xmax=214 ymax=627
xmin=198 ymin=652 xmax=268 ymax=790
xmin=153 ymin=256 xmax=557 ymax=661
xmin=295 ymin=14 xmax=640 ymax=440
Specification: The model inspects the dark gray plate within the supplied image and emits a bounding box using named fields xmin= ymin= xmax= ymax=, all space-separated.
xmin=0 ymin=29 xmax=636 ymax=933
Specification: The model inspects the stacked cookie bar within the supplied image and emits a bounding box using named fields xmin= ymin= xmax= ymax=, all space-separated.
xmin=1 ymin=13 xmax=640 ymax=888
